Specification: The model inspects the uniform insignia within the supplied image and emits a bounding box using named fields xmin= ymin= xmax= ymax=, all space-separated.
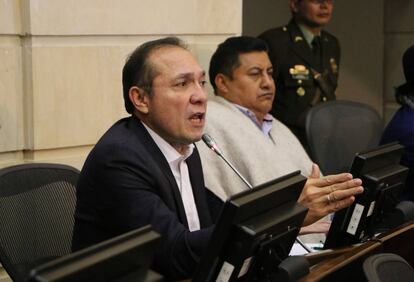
xmin=294 ymin=36 xmax=303 ymax=42
xmin=289 ymin=65 xmax=309 ymax=80
xmin=330 ymin=58 xmax=338 ymax=74
xmin=297 ymin=87 xmax=305 ymax=97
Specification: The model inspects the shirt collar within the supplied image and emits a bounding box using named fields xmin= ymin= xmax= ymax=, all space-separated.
xmin=233 ymin=103 xmax=273 ymax=136
xmin=142 ymin=122 xmax=194 ymax=164
xmin=298 ymin=23 xmax=320 ymax=48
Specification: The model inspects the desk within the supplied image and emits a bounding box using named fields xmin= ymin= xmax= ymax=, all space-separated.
xmin=0 ymin=266 xmax=12 ymax=282
xmin=377 ymin=221 xmax=414 ymax=266
xmin=299 ymin=221 xmax=414 ymax=281
xmin=299 ymin=241 xmax=382 ymax=282
xmin=146 ymin=270 xmax=164 ymax=282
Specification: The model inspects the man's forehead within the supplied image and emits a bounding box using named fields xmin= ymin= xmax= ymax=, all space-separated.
xmin=238 ymin=51 xmax=272 ymax=67
xmin=150 ymin=46 xmax=202 ymax=73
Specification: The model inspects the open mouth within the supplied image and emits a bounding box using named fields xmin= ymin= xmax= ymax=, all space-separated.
xmin=189 ymin=113 xmax=205 ymax=125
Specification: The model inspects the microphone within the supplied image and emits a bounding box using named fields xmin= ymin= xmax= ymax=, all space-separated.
xmin=202 ymin=134 xmax=253 ymax=189
xmin=202 ymin=133 xmax=313 ymax=253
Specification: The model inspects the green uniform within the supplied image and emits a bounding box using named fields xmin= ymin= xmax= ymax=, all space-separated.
xmin=259 ymin=19 xmax=340 ymax=145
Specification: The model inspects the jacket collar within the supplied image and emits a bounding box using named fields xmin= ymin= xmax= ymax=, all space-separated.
xmin=128 ymin=115 xmax=212 ymax=228
xmin=287 ymin=19 xmax=330 ymax=71
xmin=128 ymin=115 xmax=189 ymax=226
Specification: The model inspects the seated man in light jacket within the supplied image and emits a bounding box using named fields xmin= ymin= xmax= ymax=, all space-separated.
xmin=197 ymin=36 xmax=363 ymax=232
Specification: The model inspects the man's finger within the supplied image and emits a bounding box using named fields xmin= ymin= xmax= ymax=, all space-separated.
xmin=327 ymin=178 xmax=363 ymax=194
xmin=311 ymin=172 xmax=353 ymax=187
xmin=310 ymin=163 xmax=320 ymax=179
xmin=331 ymin=186 xmax=364 ymax=202
xmin=331 ymin=196 xmax=356 ymax=212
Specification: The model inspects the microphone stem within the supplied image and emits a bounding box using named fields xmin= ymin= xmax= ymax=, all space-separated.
xmin=219 ymin=155 xmax=253 ymax=189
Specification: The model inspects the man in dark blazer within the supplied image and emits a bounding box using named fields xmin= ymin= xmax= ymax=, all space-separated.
xmin=71 ymin=37 xmax=215 ymax=280
xmin=259 ymin=0 xmax=340 ymax=146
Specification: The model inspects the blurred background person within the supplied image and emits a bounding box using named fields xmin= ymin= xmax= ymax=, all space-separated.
xmin=381 ymin=44 xmax=414 ymax=201
xmin=259 ymin=0 xmax=340 ymax=148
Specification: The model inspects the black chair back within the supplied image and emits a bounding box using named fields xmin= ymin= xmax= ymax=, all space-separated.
xmin=0 ymin=163 xmax=79 ymax=282
xmin=363 ymin=253 xmax=414 ymax=282
xmin=306 ymin=100 xmax=383 ymax=175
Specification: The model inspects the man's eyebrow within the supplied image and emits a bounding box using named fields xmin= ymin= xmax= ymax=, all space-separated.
xmin=173 ymin=70 xmax=206 ymax=80
xmin=248 ymin=65 xmax=273 ymax=71
xmin=248 ymin=66 xmax=264 ymax=71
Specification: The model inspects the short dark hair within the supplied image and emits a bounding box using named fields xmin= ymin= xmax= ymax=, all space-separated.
xmin=209 ymin=36 xmax=268 ymax=94
xmin=122 ymin=37 xmax=187 ymax=114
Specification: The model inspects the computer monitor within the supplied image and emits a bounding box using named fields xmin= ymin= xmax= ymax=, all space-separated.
xmin=193 ymin=171 xmax=308 ymax=282
xmin=324 ymin=142 xmax=409 ymax=249
xmin=28 ymin=225 xmax=162 ymax=282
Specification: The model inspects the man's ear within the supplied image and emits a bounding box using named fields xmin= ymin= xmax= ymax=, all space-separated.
xmin=129 ymin=86 xmax=149 ymax=114
xmin=289 ymin=0 xmax=299 ymax=13
xmin=215 ymin=73 xmax=230 ymax=94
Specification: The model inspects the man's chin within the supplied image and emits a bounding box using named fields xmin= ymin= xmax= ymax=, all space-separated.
xmin=303 ymin=18 xmax=329 ymax=29
xmin=192 ymin=134 xmax=204 ymax=143
xmin=314 ymin=17 xmax=331 ymax=27
xmin=185 ymin=132 xmax=204 ymax=144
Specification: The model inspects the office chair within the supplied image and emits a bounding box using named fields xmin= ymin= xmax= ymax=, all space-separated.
xmin=363 ymin=253 xmax=414 ymax=282
xmin=0 ymin=163 xmax=79 ymax=282
xmin=305 ymin=100 xmax=383 ymax=175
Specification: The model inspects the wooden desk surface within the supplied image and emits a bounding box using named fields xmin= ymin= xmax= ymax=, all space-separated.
xmin=299 ymin=241 xmax=382 ymax=282
xmin=0 ymin=267 xmax=12 ymax=282
xmin=299 ymin=221 xmax=414 ymax=282
xmin=377 ymin=220 xmax=414 ymax=266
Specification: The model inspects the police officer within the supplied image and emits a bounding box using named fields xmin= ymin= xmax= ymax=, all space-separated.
xmin=259 ymin=0 xmax=340 ymax=146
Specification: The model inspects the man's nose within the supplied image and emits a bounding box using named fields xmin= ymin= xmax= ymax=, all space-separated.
xmin=261 ymin=73 xmax=273 ymax=88
xmin=191 ymin=82 xmax=208 ymax=104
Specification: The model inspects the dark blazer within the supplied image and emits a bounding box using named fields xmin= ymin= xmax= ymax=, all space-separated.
xmin=72 ymin=115 xmax=215 ymax=280
xmin=259 ymin=20 xmax=340 ymax=143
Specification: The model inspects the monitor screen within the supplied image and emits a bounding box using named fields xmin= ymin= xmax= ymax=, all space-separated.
xmin=324 ymin=142 xmax=409 ymax=249
xmin=28 ymin=225 xmax=161 ymax=282
xmin=193 ymin=171 xmax=308 ymax=282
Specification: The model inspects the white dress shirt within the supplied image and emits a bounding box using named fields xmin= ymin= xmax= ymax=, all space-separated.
xmin=142 ymin=122 xmax=201 ymax=232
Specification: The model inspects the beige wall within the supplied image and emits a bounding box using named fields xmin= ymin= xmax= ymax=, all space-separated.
xmin=0 ymin=0 xmax=242 ymax=170
xmin=0 ymin=0 xmax=24 ymax=159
